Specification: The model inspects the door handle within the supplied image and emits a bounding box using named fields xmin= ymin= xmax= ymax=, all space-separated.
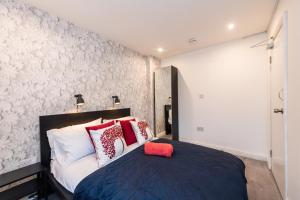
xmin=274 ymin=108 xmax=284 ymax=114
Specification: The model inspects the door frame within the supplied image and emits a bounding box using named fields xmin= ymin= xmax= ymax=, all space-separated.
xmin=267 ymin=11 xmax=288 ymax=199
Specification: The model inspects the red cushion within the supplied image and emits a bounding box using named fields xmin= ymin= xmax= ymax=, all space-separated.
xmin=144 ymin=142 xmax=173 ymax=158
xmin=85 ymin=121 xmax=115 ymax=148
xmin=119 ymin=119 xmax=137 ymax=146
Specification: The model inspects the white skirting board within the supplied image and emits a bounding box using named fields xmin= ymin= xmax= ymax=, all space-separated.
xmin=180 ymin=138 xmax=267 ymax=161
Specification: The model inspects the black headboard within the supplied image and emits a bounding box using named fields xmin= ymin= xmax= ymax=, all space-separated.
xmin=39 ymin=108 xmax=130 ymax=168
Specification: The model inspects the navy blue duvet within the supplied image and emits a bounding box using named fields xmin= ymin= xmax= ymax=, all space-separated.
xmin=74 ymin=139 xmax=248 ymax=200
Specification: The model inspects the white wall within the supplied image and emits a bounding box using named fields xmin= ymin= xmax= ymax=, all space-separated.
xmin=162 ymin=33 xmax=269 ymax=160
xmin=268 ymin=0 xmax=300 ymax=199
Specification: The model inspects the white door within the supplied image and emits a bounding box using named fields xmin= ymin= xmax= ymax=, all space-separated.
xmin=270 ymin=26 xmax=286 ymax=198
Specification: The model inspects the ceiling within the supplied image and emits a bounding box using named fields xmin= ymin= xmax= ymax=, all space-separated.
xmin=24 ymin=0 xmax=278 ymax=59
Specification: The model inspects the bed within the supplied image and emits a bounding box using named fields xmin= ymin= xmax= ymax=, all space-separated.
xmin=39 ymin=108 xmax=248 ymax=200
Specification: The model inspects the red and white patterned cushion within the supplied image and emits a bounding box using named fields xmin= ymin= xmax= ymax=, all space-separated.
xmin=130 ymin=120 xmax=153 ymax=145
xmin=90 ymin=124 xmax=125 ymax=167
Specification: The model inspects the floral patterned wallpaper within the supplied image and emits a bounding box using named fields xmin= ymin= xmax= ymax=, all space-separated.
xmin=0 ymin=0 xmax=160 ymax=174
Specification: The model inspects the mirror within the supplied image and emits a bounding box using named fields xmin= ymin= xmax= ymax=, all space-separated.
xmin=154 ymin=66 xmax=178 ymax=140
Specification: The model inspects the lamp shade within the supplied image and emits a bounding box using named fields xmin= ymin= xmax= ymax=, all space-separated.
xmin=75 ymin=94 xmax=84 ymax=105
xmin=112 ymin=96 xmax=120 ymax=105
xmin=114 ymin=96 xmax=120 ymax=104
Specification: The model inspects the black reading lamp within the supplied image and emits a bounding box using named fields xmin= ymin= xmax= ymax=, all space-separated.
xmin=112 ymin=96 xmax=120 ymax=108
xmin=74 ymin=94 xmax=84 ymax=112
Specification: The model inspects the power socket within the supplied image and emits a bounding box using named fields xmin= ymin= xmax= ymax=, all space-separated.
xmin=199 ymin=94 xmax=205 ymax=99
xmin=196 ymin=126 xmax=204 ymax=132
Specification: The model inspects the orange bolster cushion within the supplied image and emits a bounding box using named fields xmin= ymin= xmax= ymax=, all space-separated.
xmin=144 ymin=142 xmax=174 ymax=158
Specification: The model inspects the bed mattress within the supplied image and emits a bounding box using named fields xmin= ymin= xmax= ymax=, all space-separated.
xmin=51 ymin=142 xmax=142 ymax=192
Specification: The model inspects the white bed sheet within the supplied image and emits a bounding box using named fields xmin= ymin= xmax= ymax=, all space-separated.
xmin=51 ymin=142 xmax=142 ymax=193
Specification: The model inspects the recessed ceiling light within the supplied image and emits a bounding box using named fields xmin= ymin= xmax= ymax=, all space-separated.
xmin=227 ymin=23 xmax=235 ymax=30
xmin=157 ymin=48 xmax=164 ymax=53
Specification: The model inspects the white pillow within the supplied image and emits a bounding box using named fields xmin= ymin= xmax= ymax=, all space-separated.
xmin=102 ymin=116 xmax=136 ymax=123
xmin=130 ymin=120 xmax=153 ymax=145
xmin=47 ymin=129 xmax=65 ymax=160
xmin=90 ymin=124 xmax=126 ymax=167
xmin=46 ymin=118 xmax=101 ymax=165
